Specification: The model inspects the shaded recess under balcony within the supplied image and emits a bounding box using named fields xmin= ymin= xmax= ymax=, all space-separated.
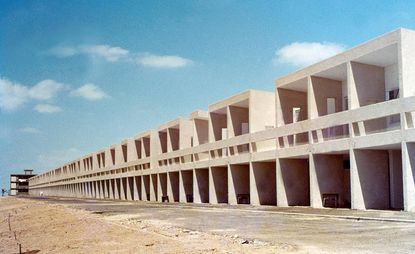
xmin=181 ymin=170 xmax=193 ymax=203
xmin=350 ymin=44 xmax=399 ymax=108
xmin=277 ymin=78 xmax=308 ymax=147
xmin=353 ymin=145 xmax=403 ymax=210
xmin=229 ymin=164 xmax=250 ymax=204
xmin=195 ymin=168 xmax=209 ymax=203
xmin=168 ymin=171 xmax=180 ymax=202
xmin=252 ymin=161 xmax=276 ymax=205
xmin=210 ymin=166 xmax=228 ymax=203
xmin=313 ymin=153 xmax=351 ymax=208
xmin=279 ymin=157 xmax=310 ymax=206
xmin=210 ymin=107 xmax=227 ymax=142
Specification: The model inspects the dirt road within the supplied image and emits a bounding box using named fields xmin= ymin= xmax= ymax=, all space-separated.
xmin=0 ymin=197 xmax=293 ymax=253
xmin=1 ymin=196 xmax=415 ymax=253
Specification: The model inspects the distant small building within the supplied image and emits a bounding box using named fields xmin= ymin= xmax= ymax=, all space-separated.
xmin=10 ymin=169 xmax=36 ymax=196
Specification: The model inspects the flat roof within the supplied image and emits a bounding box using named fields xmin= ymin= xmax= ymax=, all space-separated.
xmin=275 ymin=28 xmax=412 ymax=88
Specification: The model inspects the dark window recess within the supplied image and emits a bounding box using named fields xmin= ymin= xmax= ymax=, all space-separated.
xmin=343 ymin=159 xmax=350 ymax=169
xmin=387 ymin=89 xmax=399 ymax=100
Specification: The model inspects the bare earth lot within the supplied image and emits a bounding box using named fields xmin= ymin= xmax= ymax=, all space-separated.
xmin=1 ymin=197 xmax=415 ymax=253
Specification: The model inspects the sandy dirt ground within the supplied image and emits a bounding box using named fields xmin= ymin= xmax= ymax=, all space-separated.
xmin=0 ymin=197 xmax=294 ymax=254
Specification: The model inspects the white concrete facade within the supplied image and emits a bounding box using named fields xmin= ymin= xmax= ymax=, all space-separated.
xmin=29 ymin=28 xmax=415 ymax=212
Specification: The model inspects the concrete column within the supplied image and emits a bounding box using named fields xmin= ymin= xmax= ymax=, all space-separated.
xmin=167 ymin=173 xmax=173 ymax=202
xmin=309 ymin=154 xmax=322 ymax=208
xmin=402 ymin=142 xmax=415 ymax=211
xmin=276 ymin=159 xmax=288 ymax=207
xmin=307 ymin=75 xmax=317 ymax=119
xmin=133 ymin=176 xmax=139 ymax=201
xmin=193 ymin=169 xmax=201 ymax=203
xmin=99 ymin=180 xmax=104 ymax=199
xmin=208 ymin=167 xmax=217 ymax=204
xmin=347 ymin=61 xmax=359 ymax=110
xmin=91 ymin=182 xmax=96 ymax=198
xmin=109 ymin=179 xmax=114 ymax=199
xmin=179 ymin=171 xmax=186 ymax=203
xmin=114 ymin=179 xmax=120 ymax=200
xmin=350 ymin=149 xmax=365 ymax=210
xmin=150 ymin=175 xmax=157 ymax=201
xmin=95 ymin=181 xmax=99 ymax=198
xmin=228 ymin=165 xmax=236 ymax=205
xmin=126 ymin=177 xmax=132 ymax=201
xmin=103 ymin=180 xmax=108 ymax=199
xmin=89 ymin=183 xmax=93 ymax=198
xmin=249 ymin=163 xmax=259 ymax=205
xmin=141 ymin=176 xmax=147 ymax=201
xmin=157 ymin=174 xmax=163 ymax=201
xmin=86 ymin=182 xmax=91 ymax=198
xmin=120 ymin=178 xmax=126 ymax=200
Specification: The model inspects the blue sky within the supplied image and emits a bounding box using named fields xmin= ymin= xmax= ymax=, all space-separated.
xmin=1 ymin=0 xmax=415 ymax=189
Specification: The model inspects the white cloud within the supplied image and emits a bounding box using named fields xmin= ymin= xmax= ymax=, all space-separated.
xmin=70 ymin=83 xmax=108 ymax=101
xmin=274 ymin=42 xmax=346 ymax=67
xmin=48 ymin=44 xmax=193 ymax=68
xmin=137 ymin=54 xmax=193 ymax=68
xmin=34 ymin=103 xmax=62 ymax=113
xmin=18 ymin=127 xmax=42 ymax=134
xmin=29 ymin=80 xmax=65 ymax=100
xmin=79 ymin=45 xmax=129 ymax=62
xmin=48 ymin=44 xmax=129 ymax=62
xmin=0 ymin=78 xmax=65 ymax=112
xmin=0 ymin=78 xmax=29 ymax=111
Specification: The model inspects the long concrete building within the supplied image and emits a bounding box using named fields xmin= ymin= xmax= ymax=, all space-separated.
xmin=29 ymin=28 xmax=415 ymax=212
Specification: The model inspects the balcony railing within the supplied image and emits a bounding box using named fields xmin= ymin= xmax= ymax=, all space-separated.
xmin=30 ymin=96 xmax=415 ymax=187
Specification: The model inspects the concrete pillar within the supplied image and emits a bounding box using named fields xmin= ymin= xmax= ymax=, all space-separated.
xmin=114 ymin=179 xmax=120 ymax=200
xmin=157 ymin=174 xmax=163 ymax=202
xmin=167 ymin=172 xmax=173 ymax=202
xmin=109 ymin=179 xmax=114 ymax=199
xmin=86 ymin=182 xmax=91 ymax=198
xmin=179 ymin=171 xmax=186 ymax=203
xmin=103 ymin=180 xmax=108 ymax=199
xmin=120 ymin=178 xmax=126 ymax=200
xmin=402 ymin=142 xmax=415 ymax=211
xmin=92 ymin=182 xmax=96 ymax=198
xmin=141 ymin=176 xmax=147 ymax=201
xmin=276 ymin=159 xmax=287 ymax=206
xmin=150 ymin=174 xmax=157 ymax=201
xmin=309 ymin=154 xmax=322 ymax=208
xmin=228 ymin=165 xmax=236 ymax=205
xmin=126 ymin=177 xmax=133 ymax=201
xmin=133 ymin=176 xmax=139 ymax=201
xmin=347 ymin=61 xmax=359 ymax=110
xmin=95 ymin=181 xmax=99 ymax=198
xmin=350 ymin=149 xmax=366 ymax=210
xmin=99 ymin=180 xmax=104 ymax=199
xmin=249 ymin=163 xmax=259 ymax=205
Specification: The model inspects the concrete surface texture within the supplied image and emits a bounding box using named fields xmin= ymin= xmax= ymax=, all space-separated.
xmin=28 ymin=28 xmax=415 ymax=213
